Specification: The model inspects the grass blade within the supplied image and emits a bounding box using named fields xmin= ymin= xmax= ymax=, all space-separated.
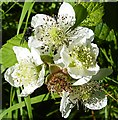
xmin=17 ymin=88 xmax=23 ymax=116
xmin=17 ymin=0 xmax=34 ymax=35
xmin=24 ymin=96 xmax=33 ymax=119
xmin=21 ymin=1 xmax=35 ymax=44
xmin=0 ymin=93 xmax=60 ymax=119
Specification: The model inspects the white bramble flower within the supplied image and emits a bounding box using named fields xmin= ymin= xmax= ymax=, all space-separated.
xmin=4 ymin=46 xmax=45 ymax=97
xmin=55 ymin=42 xmax=99 ymax=85
xmin=28 ymin=2 xmax=75 ymax=55
xmin=60 ymin=81 xmax=107 ymax=118
xmin=28 ymin=2 xmax=94 ymax=57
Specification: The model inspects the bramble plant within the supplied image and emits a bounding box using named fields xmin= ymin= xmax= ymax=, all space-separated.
xmin=1 ymin=1 xmax=118 ymax=120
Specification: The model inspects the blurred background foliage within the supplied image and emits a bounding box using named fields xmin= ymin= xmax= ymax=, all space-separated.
xmin=1 ymin=1 xmax=118 ymax=120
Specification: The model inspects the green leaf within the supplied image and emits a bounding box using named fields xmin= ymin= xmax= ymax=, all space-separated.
xmin=95 ymin=23 xmax=109 ymax=40
xmin=72 ymin=4 xmax=87 ymax=29
xmin=91 ymin=68 xmax=113 ymax=80
xmin=95 ymin=23 xmax=117 ymax=43
xmin=80 ymin=2 xmax=104 ymax=26
xmin=49 ymin=64 xmax=61 ymax=74
xmin=95 ymin=22 xmax=117 ymax=66
xmin=0 ymin=34 xmax=28 ymax=73
xmin=41 ymin=55 xmax=54 ymax=64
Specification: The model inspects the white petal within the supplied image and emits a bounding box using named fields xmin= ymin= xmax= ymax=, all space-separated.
xmin=19 ymin=84 xmax=39 ymax=97
xmin=60 ymin=45 xmax=71 ymax=67
xmin=60 ymin=91 xmax=75 ymax=118
xmin=68 ymin=63 xmax=99 ymax=80
xmin=28 ymin=36 xmax=50 ymax=55
xmin=31 ymin=14 xmax=56 ymax=28
xmin=53 ymin=56 xmax=63 ymax=67
xmin=67 ymin=67 xmax=82 ymax=79
xmin=31 ymin=47 xmax=43 ymax=66
xmin=4 ymin=65 xmax=17 ymax=87
xmin=13 ymin=46 xmax=32 ymax=63
xmin=91 ymin=43 xmax=99 ymax=60
xmin=87 ymin=64 xmax=100 ymax=75
xmin=69 ymin=27 xmax=94 ymax=45
xmin=84 ymin=96 xmax=107 ymax=110
xmin=37 ymin=65 xmax=45 ymax=87
xmin=67 ymin=66 xmax=90 ymax=79
xmin=28 ymin=36 xmax=42 ymax=49
xmin=72 ymin=76 xmax=92 ymax=85
xmin=4 ymin=64 xmax=22 ymax=87
xmin=53 ymin=46 xmax=65 ymax=67
xmin=57 ymin=2 xmax=75 ymax=29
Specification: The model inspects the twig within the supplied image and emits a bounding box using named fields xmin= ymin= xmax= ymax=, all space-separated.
xmin=91 ymin=110 xmax=96 ymax=120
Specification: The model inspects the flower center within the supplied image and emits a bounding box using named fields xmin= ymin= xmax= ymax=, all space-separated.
xmin=49 ymin=27 xmax=65 ymax=44
xmin=70 ymin=45 xmax=95 ymax=69
xmin=46 ymin=71 xmax=72 ymax=94
xmin=70 ymin=81 xmax=102 ymax=102
xmin=35 ymin=25 xmax=68 ymax=53
xmin=12 ymin=60 xmax=39 ymax=86
xmin=70 ymin=86 xmax=91 ymax=102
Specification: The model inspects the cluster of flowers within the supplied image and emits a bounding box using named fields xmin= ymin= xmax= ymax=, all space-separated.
xmin=4 ymin=2 xmax=107 ymax=118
